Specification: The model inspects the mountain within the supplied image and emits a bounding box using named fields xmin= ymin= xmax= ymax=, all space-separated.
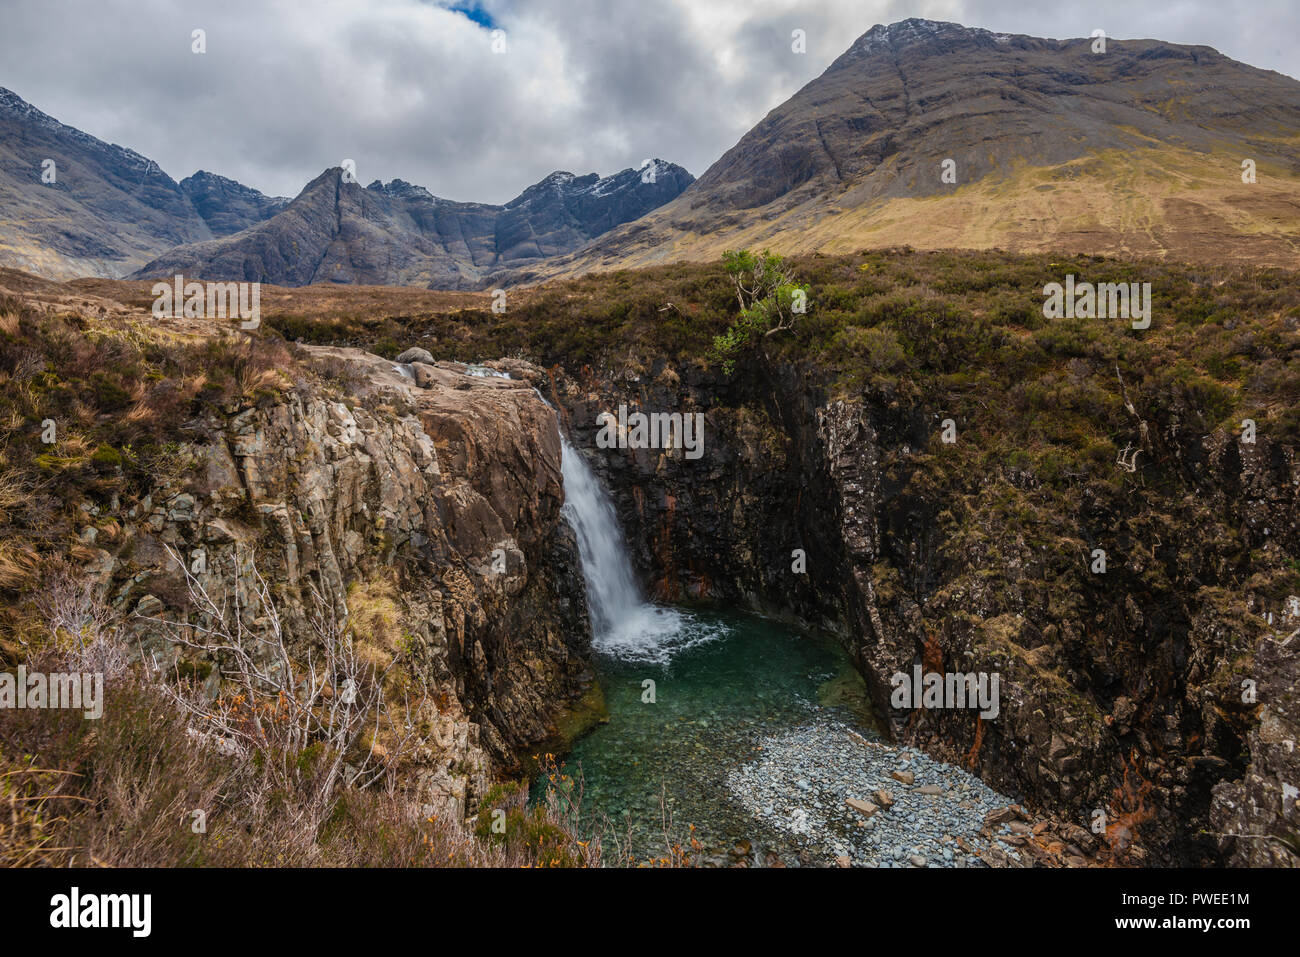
xmin=0 ymin=86 xmax=209 ymax=279
xmin=0 ymin=79 xmax=691 ymax=287
xmin=180 ymin=170 xmax=290 ymax=237
xmin=15 ymin=18 xmax=1295 ymax=288
xmin=0 ymin=86 xmax=287 ymax=280
xmin=130 ymin=160 xmax=694 ymax=288
xmin=513 ymin=19 xmax=1300 ymax=281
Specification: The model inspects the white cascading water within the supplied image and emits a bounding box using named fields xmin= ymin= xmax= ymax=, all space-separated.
xmin=394 ymin=365 xmax=714 ymax=663
xmin=558 ymin=435 xmax=641 ymax=635
xmin=560 ymin=436 xmax=722 ymax=664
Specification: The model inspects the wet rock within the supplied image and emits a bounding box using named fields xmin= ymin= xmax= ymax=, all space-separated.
xmin=396 ymin=347 xmax=435 ymax=365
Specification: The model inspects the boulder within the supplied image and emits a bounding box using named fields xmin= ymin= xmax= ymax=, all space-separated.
xmin=412 ymin=362 xmax=440 ymax=389
xmin=396 ymin=347 xmax=435 ymax=365
xmin=984 ymin=807 xmax=1019 ymax=827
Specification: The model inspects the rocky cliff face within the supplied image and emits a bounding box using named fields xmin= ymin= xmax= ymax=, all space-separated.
xmin=179 ymin=170 xmax=290 ymax=237
xmin=549 ymin=359 xmax=1299 ymax=865
xmin=108 ymin=346 xmax=592 ymax=815
xmin=1210 ymin=623 xmax=1300 ymax=866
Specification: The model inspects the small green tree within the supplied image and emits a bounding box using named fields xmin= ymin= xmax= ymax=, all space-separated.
xmin=710 ymin=249 xmax=809 ymax=374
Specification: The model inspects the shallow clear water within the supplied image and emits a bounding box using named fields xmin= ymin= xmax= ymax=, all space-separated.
xmin=548 ymin=437 xmax=878 ymax=864
xmin=544 ymin=436 xmax=1005 ymax=867
xmin=535 ymin=604 xmax=877 ymax=864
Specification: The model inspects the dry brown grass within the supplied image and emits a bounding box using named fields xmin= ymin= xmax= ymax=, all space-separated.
xmin=0 ymin=667 xmax=604 ymax=868
xmin=0 ymin=467 xmax=28 ymax=515
xmin=0 ymin=568 xmax=603 ymax=868
xmin=527 ymin=144 xmax=1300 ymax=282
xmin=0 ymin=539 xmax=40 ymax=593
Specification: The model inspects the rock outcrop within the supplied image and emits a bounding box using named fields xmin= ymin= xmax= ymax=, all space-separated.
xmin=109 ymin=345 xmax=593 ymax=815
xmin=1210 ymin=623 xmax=1300 ymax=866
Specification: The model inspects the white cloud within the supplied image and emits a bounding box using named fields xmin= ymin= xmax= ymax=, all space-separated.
xmin=0 ymin=0 xmax=1294 ymax=204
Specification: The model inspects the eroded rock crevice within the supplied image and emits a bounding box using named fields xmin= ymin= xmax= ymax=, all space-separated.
xmin=550 ymin=359 xmax=1299 ymax=866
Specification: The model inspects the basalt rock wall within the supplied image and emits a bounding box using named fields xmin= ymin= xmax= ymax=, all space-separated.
xmin=550 ymin=359 xmax=1299 ymax=866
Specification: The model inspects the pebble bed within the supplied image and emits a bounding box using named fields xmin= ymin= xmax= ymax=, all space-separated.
xmin=726 ymin=719 xmax=1015 ymax=867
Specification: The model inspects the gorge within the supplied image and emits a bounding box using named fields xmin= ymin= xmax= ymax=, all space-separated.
xmin=554 ymin=428 xmax=1029 ymax=867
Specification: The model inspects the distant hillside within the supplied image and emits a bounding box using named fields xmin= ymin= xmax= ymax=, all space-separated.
xmin=509 ymin=19 xmax=1300 ymax=282
xmin=180 ymin=170 xmax=290 ymax=237
xmin=0 ymin=84 xmax=692 ymax=287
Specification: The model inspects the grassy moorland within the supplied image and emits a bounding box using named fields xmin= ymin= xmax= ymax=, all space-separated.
xmin=259 ymin=248 xmax=1300 ymax=679
xmin=263 ymin=246 xmax=1300 ymax=477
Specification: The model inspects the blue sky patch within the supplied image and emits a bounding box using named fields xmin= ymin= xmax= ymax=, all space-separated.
xmin=446 ymin=2 xmax=499 ymax=31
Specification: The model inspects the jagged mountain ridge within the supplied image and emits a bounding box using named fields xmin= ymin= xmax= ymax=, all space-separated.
xmin=0 ymin=83 xmax=693 ymax=287
xmin=130 ymin=160 xmax=694 ymax=288
xmin=179 ymin=170 xmax=291 ymax=237
xmin=0 ymin=86 xmax=204 ymax=279
xmin=504 ymin=18 xmax=1300 ymax=282
xmin=0 ymin=86 xmax=290 ymax=279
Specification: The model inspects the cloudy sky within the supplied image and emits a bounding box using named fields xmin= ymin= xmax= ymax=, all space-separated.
xmin=2 ymin=0 xmax=1295 ymax=204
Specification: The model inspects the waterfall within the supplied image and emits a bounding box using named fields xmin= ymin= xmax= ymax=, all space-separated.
xmin=560 ymin=436 xmax=722 ymax=664
xmin=559 ymin=435 xmax=642 ymax=637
